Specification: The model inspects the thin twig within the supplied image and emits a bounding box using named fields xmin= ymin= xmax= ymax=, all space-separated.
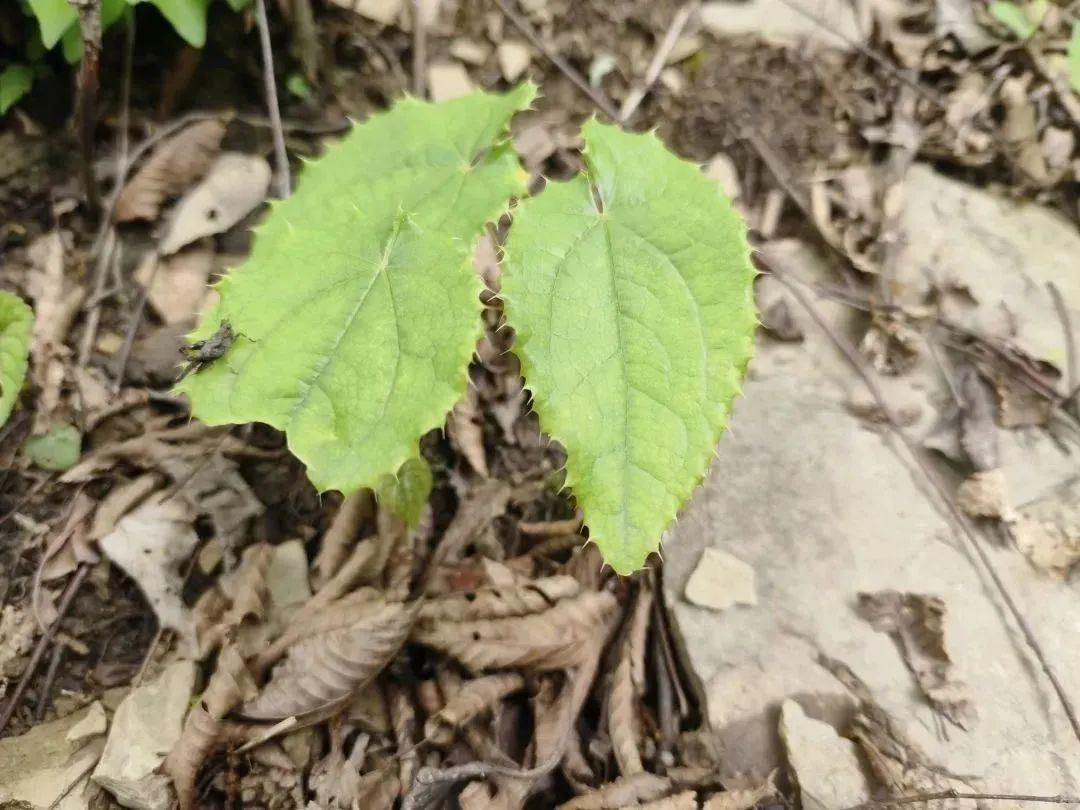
xmin=110 ymin=243 xmax=150 ymax=395
xmin=254 ymin=0 xmax=290 ymax=198
xmin=492 ymin=0 xmax=621 ymax=121
xmin=34 ymin=644 xmax=65 ymax=721
xmin=70 ymin=0 xmax=102 ymax=210
xmin=0 ymin=563 xmax=91 ymax=735
xmin=619 ymin=2 xmax=697 ymax=123
xmin=842 ymin=790 xmax=1080 ymax=809
xmin=761 ymin=257 xmax=1080 ymax=748
xmin=412 ymin=0 xmax=427 ymax=97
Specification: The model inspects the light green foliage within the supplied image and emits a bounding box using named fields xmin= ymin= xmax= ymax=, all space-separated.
xmin=1068 ymin=23 xmax=1080 ymax=93
xmin=0 ymin=292 xmax=33 ymax=427
xmin=24 ymin=422 xmax=81 ymax=470
xmin=987 ymin=0 xmax=1043 ymax=38
xmin=377 ymin=456 xmax=433 ymax=527
xmin=0 ymin=65 xmax=35 ymax=114
xmin=502 ymin=121 xmax=756 ymax=574
xmin=179 ymin=84 xmax=535 ymax=495
xmin=26 ymin=0 xmax=76 ymax=49
xmin=142 ymin=0 xmax=210 ymax=48
xmin=27 ymin=0 xmax=211 ymax=66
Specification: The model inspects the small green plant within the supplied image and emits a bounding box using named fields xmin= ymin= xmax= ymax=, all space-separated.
xmin=0 ymin=291 xmax=33 ymax=428
xmin=4 ymin=0 xmax=254 ymax=113
xmin=987 ymin=0 xmax=1045 ymax=39
xmin=179 ymin=84 xmax=757 ymax=573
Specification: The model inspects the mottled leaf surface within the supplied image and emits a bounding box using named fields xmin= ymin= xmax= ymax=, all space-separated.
xmin=180 ymin=85 xmax=534 ymax=494
xmin=502 ymin=121 xmax=756 ymax=573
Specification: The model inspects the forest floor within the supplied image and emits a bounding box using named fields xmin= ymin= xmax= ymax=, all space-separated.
xmin=1 ymin=0 xmax=1080 ymax=808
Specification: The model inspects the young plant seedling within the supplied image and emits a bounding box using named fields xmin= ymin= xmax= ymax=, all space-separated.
xmin=179 ymin=83 xmax=756 ymax=574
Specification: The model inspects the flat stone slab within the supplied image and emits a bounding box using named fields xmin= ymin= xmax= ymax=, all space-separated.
xmin=663 ymin=203 xmax=1080 ymax=797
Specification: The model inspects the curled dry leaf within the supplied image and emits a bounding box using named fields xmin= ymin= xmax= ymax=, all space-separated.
xmin=134 ymin=245 xmax=216 ymax=326
xmin=89 ymin=473 xmax=163 ymax=540
xmin=159 ymin=152 xmax=272 ymax=255
xmin=636 ymin=792 xmax=698 ymax=810
xmin=557 ymin=773 xmax=671 ymax=809
xmin=354 ymin=767 xmax=401 ymax=810
xmin=448 ymin=386 xmax=489 ymax=477
xmin=114 ymin=119 xmax=227 ymax=223
xmin=389 ymin=683 xmax=420 ymax=792
xmin=258 ymin=587 xmax=386 ymax=673
xmin=242 ymin=600 xmax=418 ymax=720
xmin=425 ymin=672 xmax=526 ymax=746
xmin=856 ymin=591 xmax=976 ymax=729
xmin=413 ymin=590 xmax=619 ymax=672
xmin=164 ymin=645 xmax=257 ymax=810
xmin=420 ymin=576 xmax=581 ymax=622
xmin=702 ymin=776 xmax=777 ymax=810
xmin=99 ymin=492 xmax=200 ymax=647
xmin=608 ymin=584 xmax=653 ymax=776
xmin=199 ymin=543 xmax=274 ymax=656
xmin=313 ymin=490 xmax=374 ymax=588
xmin=311 ymin=725 xmax=370 ymax=809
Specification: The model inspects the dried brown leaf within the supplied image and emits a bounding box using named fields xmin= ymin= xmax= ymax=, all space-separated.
xmin=389 ymin=683 xmax=420 ymax=792
xmin=159 ymin=153 xmax=272 ymax=255
xmin=425 ymin=673 xmax=525 ymax=746
xmin=313 ymin=490 xmax=375 ymax=588
xmin=856 ymin=591 xmax=976 ymax=729
xmin=609 ymin=585 xmax=653 ymax=776
xmin=114 ymin=120 xmax=227 ymax=223
xmin=134 ymin=245 xmax=216 ymax=325
xmin=449 ymin=386 xmax=489 ymax=476
xmin=557 ymin=773 xmax=671 ymax=809
xmin=413 ymin=591 xmax=618 ymax=672
xmin=518 ymin=516 xmax=583 ymax=536
xmin=420 ymin=576 xmax=581 ymax=622
xmin=608 ymin=649 xmax=642 ymax=776
xmin=89 ymin=473 xmax=164 ymax=540
xmin=558 ymin=543 xmax=607 ymax=591
xmin=431 ymin=478 xmax=512 ymax=569
xmin=636 ymin=791 xmax=698 ymax=810
xmin=311 ymin=725 xmax=371 ymax=809
xmin=242 ymin=600 xmax=418 ymax=720
xmin=255 ymin=587 xmax=385 ymax=674
xmin=701 ymin=774 xmax=776 ymax=810
xmin=164 ymin=645 xmax=257 ymax=810
xmin=355 ymin=767 xmax=401 ymax=810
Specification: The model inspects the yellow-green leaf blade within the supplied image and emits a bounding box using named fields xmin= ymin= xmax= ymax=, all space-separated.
xmin=180 ymin=84 xmax=535 ymax=494
xmin=0 ymin=291 xmax=33 ymax=427
xmin=502 ymin=121 xmax=756 ymax=574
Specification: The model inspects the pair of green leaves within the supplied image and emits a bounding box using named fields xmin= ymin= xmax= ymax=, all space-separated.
xmin=26 ymin=0 xmax=242 ymax=55
xmin=179 ymin=84 xmax=757 ymax=574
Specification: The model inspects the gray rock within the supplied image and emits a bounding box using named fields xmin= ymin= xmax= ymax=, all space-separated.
xmin=92 ymin=661 xmax=196 ymax=810
xmin=664 ymin=215 xmax=1080 ymax=796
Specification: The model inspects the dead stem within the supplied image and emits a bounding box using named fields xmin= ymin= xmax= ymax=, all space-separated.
xmin=619 ymin=2 xmax=697 ymax=124
xmin=254 ymin=0 xmax=291 ymax=198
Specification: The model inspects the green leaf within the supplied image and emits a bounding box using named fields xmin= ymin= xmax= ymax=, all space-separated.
xmin=988 ymin=1 xmax=1037 ymax=39
xmin=179 ymin=84 xmax=535 ymax=495
xmin=377 ymin=456 xmax=433 ymax=527
xmin=0 ymin=65 xmax=35 ymax=114
xmin=286 ymin=72 xmax=312 ymax=99
xmin=145 ymin=0 xmax=210 ymax=47
xmin=501 ymin=121 xmax=756 ymax=574
xmin=1068 ymin=23 xmax=1080 ymax=93
xmin=0 ymin=292 xmax=33 ymax=426
xmin=26 ymin=0 xmax=76 ymax=49
xmin=24 ymin=422 xmax=82 ymax=470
